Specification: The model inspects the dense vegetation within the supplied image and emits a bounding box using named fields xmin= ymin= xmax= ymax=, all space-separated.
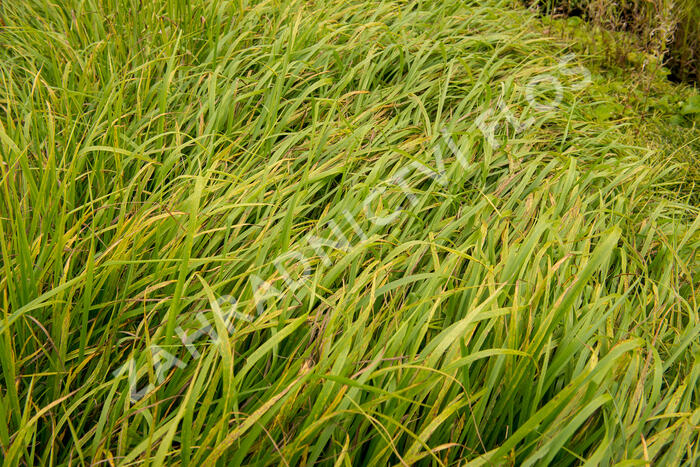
xmin=0 ymin=0 xmax=698 ymax=465
xmin=532 ymin=0 xmax=699 ymax=83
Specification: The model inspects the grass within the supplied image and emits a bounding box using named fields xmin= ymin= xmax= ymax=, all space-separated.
xmin=0 ymin=0 xmax=698 ymax=465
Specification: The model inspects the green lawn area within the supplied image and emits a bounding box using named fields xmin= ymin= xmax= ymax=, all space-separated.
xmin=0 ymin=0 xmax=698 ymax=465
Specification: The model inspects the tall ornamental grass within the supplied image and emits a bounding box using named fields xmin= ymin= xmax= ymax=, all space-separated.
xmin=0 ymin=0 xmax=698 ymax=465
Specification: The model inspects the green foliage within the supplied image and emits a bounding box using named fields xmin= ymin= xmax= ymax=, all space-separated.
xmin=0 ymin=0 xmax=698 ymax=465
xmin=681 ymin=95 xmax=700 ymax=116
xmin=531 ymin=0 xmax=700 ymax=83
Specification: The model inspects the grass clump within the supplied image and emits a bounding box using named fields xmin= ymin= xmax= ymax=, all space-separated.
xmin=0 ymin=0 xmax=698 ymax=465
